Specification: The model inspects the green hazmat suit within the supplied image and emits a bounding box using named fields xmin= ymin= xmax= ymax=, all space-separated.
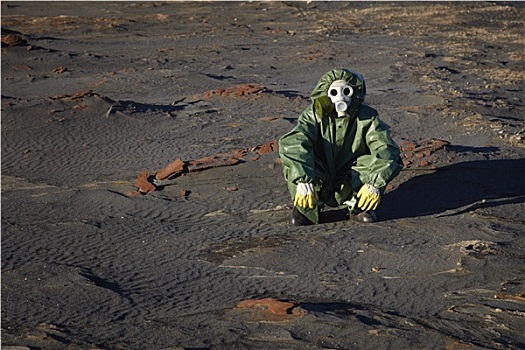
xmin=279 ymin=68 xmax=403 ymax=224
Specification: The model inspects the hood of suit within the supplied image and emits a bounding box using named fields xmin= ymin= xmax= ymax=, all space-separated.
xmin=310 ymin=68 xmax=366 ymax=118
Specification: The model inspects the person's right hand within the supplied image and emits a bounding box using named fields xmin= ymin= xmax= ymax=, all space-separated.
xmin=294 ymin=182 xmax=318 ymax=209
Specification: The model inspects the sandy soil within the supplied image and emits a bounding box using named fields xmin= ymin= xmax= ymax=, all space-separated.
xmin=1 ymin=2 xmax=524 ymax=349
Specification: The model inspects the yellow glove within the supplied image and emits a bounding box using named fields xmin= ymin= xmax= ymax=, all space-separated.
xmin=294 ymin=182 xmax=318 ymax=209
xmin=357 ymin=184 xmax=381 ymax=211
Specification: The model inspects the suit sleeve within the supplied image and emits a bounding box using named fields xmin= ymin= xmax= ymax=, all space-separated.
xmin=279 ymin=105 xmax=319 ymax=184
xmin=360 ymin=116 xmax=403 ymax=191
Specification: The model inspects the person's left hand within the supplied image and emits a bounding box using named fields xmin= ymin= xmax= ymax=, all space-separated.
xmin=357 ymin=184 xmax=381 ymax=211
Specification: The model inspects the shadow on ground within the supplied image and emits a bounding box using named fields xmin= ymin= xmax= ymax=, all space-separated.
xmin=379 ymin=158 xmax=525 ymax=220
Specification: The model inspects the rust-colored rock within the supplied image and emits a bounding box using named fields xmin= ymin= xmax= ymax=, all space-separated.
xmin=200 ymin=83 xmax=266 ymax=100
xmin=49 ymin=90 xmax=92 ymax=100
xmin=155 ymin=158 xmax=186 ymax=180
xmin=187 ymin=153 xmax=241 ymax=172
xmin=235 ymin=298 xmax=305 ymax=322
xmin=399 ymin=140 xmax=417 ymax=152
xmin=125 ymin=190 xmax=141 ymax=198
xmin=255 ymin=140 xmax=279 ymax=155
xmin=53 ymin=67 xmax=67 ymax=74
xmin=13 ymin=64 xmax=32 ymax=71
xmin=136 ymin=170 xmax=156 ymax=194
xmin=222 ymin=83 xmax=266 ymax=97
xmin=1 ymin=33 xmax=27 ymax=47
xmin=180 ymin=189 xmax=191 ymax=199
xmin=237 ymin=298 xmax=295 ymax=315
xmin=70 ymin=90 xmax=93 ymax=99
xmin=234 ymin=149 xmax=247 ymax=159
xmin=399 ymin=137 xmax=450 ymax=169
xmin=431 ymin=138 xmax=450 ymax=148
xmin=259 ymin=116 xmax=278 ymax=121
xmin=203 ymin=89 xmax=220 ymax=99
xmin=49 ymin=94 xmax=70 ymax=100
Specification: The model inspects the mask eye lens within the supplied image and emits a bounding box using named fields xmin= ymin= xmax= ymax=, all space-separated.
xmin=343 ymin=87 xmax=351 ymax=96
xmin=329 ymin=89 xmax=338 ymax=96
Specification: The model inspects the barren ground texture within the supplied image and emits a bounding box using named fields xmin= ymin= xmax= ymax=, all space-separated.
xmin=1 ymin=2 xmax=525 ymax=350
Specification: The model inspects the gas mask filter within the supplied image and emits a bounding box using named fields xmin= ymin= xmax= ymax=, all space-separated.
xmin=328 ymin=80 xmax=353 ymax=117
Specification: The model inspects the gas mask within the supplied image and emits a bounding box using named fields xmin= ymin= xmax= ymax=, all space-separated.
xmin=328 ymin=80 xmax=354 ymax=117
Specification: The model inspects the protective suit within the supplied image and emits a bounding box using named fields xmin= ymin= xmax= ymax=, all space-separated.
xmin=279 ymin=68 xmax=403 ymax=224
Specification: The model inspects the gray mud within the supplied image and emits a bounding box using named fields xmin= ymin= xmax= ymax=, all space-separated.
xmin=2 ymin=2 xmax=524 ymax=349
